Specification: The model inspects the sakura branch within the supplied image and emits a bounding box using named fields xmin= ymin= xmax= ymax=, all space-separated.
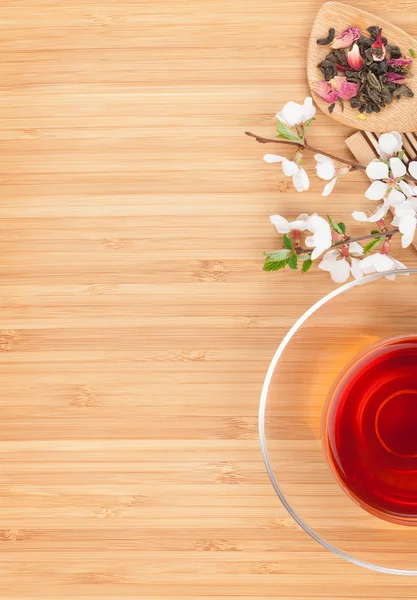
xmin=248 ymin=97 xmax=417 ymax=283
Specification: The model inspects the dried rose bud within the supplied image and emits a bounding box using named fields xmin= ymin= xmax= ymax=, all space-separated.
xmin=386 ymin=71 xmax=407 ymax=83
xmin=387 ymin=58 xmax=413 ymax=66
xmin=331 ymin=26 xmax=361 ymax=49
xmin=329 ymin=76 xmax=360 ymax=100
xmin=312 ymin=80 xmax=339 ymax=103
xmin=371 ymin=28 xmax=386 ymax=61
xmin=347 ymin=43 xmax=364 ymax=70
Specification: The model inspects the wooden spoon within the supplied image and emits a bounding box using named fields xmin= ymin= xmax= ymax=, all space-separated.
xmin=307 ymin=2 xmax=417 ymax=132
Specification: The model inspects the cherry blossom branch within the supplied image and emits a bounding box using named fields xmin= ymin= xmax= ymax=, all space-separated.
xmin=244 ymin=131 xmax=365 ymax=171
xmin=244 ymin=131 xmax=417 ymax=182
xmin=296 ymin=228 xmax=399 ymax=255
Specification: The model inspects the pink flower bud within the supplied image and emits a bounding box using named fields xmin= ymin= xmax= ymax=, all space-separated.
xmin=312 ymin=80 xmax=339 ymax=103
xmin=386 ymin=71 xmax=406 ymax=83
xmin=347 ymin=43 xmax=364 ymax=70
xmin=387 ymin=58 xmax=413 ymax=66
xmin=329 ymin=76 xmax=360 ymax=100
xmin=331 ymin=26 xmax=361 ymax=49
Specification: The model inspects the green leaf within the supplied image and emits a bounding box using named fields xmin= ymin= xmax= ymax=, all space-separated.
xmin=276 ymin=119 xmax=303 ymax=143
xmin=398 ymin=149 xmax=405 ymax=160
xmin=337 ymin=222 xmax=346 ymax=234
xmin=370 ymin=229 xmax=380 ymax=235
xmin=288 ymin=254 xmax=298 ymax=270
xmin=263 ymin=259 xmax=289 ymax=272
xmin=264 ymin=249 xmax=292 ymax=261
xmin=327 ymin=215 xmax=344 ymax=235
xmin=410 ymin=48 xmax=416 ymax=58
xmin=299 ymin=253 xmax=312 ymax=261
xmin=301 ymin=117 xmax=315 ymax=140
xmin=283 ymin=234 xmax=293 ymax=250
xmin=301 ymin=258 xmax=313 ymax=273
xmin=363 ymin=237 xmax=381 ymax=254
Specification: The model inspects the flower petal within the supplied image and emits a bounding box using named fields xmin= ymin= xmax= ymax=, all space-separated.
xmin=292 ymin=167 xmax=310 ymax=192
xmin=366 ymin=159 xmax=389 ymax=180
xmin=306 ymin=214 xmax=330 ymax=232
xmin=315 ymin=157 xmax=336 ymax=180
xmin=368 ymin=201 xmax=390 ymax=222
xmin=347 ymin=43 xmax=364 ymax=70
xmin=373 ymin=253 xmax=395 ymax=272
xmin=329 ymin=76 xmax=359 ymax=100
xmin=352 ymin=210 xmax=368 ymax=222
xmin=399 ymin=215 xmax=417 ymax=248
xmin=322 ymin=178 xmax=337 ymax=196
xmin=314 ymin=153 xmax=332 ymax=163
xmin=270 ymin=215 xmax=291 ymax=233
xmin=387 ymin=187 xmax=405 ymax=206
xmin=329 ymin=258 xmax=351 ymax=283
xmin=387 ymin=58 xmax=413 ymax=66
xmin=291 ymin=219 xmax=308 ymax=231
xmin=365 ymin=180 xmax=388 ymax=200
xmin=390 ymin=156 xmax=407 ymax=178
xmin=394 ymin=199 xmax=416 ymax=219
xmin=312 ymin=80 xmax=339 ymax=103
xmin=349 ymin=241 xmax=364 ymax=256
xmin=408 ymin=161 xmax=417 ymax=179
xmin=385 ymin=72 xmax=406 ymax=84
xmin=302 ymin=97 xmax=316 ymax=122
xmin=331 ymin=26 xmax=361 ymax=49
xmin=282 ymin=159 xmax=299 ymax=177
xmin=263 ymin=154 xmax=286 ymax=163
xmin=376 ymin=132 xmax=402 ymax=158
xmin=318 ymin=250 xmax=339 ymax=272
xmin=350 ymin=257 xmax=363 ymax=280
xmin=280 ymin=101 xmax=304 ymax=127
xmin=399 ymin=180 xmax=415 ymax=197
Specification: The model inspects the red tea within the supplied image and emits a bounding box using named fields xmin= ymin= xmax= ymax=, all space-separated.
xmin=324 ymin=336 xmax=417 ymax=524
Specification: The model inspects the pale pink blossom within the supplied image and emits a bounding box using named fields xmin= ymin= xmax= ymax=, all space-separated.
xmin=319 ymin=242 xmax=363 ymax=283
xmin=305 ymin=214 xmax=332 ymax=259
xmin=275 ymin=97 xmax=316 ymax=127
xmin=270 ymin=214 xmax=309 ymax=234
xmin=314 ymin=154 xmax=349 ymax=196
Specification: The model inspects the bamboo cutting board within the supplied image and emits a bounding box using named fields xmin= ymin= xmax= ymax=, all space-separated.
xmin=2 ymin=0 xmax=417 ymax=599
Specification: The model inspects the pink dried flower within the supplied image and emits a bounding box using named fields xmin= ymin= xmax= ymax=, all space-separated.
xmin=336 ymin=64 xmax=349 ymax=72
xmin=386 ymin=71 xmax=407 ymax=83
xmin=312 ymin=80 xmax=339 ymax=103
xmin=387 ymin=58 xmax=413 ymax=66
xmin=371 ymin=28 xmax=386 ymax=61
xmin=329 ymin=76 xmax=359 ymax=100
xmin=331 ymin=26 xmax=361 ymax=49
xmin=347 ymin=43 xmax=364 ymax=70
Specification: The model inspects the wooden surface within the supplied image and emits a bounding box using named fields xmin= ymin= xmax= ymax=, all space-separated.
xmin=1 ymin=0 xmax=417 ymax=597
xmin=308 ymin=2 xmax=417 ymax=132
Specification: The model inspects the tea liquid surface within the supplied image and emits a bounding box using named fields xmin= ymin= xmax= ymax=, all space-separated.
xmin=325 ymin=336 xmax=417 ymax=523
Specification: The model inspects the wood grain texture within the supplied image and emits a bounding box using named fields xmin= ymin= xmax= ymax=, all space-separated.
xmin=308 ymin=2 xmax=417 ymax=132
xmin=1 ymin=0 xmax=417 ymax=597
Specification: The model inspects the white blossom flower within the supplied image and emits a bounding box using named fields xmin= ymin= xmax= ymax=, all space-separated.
xmin=263 ymin=154 xmax=310 ymax=192
xmin=365 ymin=157 xmax=408 ymax=205
xmin=318 ymin=242 xmax=364 ymax=283
xmin=314 ymin=154 xmax=350 ymax=196
xmin=276 ymin=97 xmax=316 ymax=127
xmin=393 ymin=199 xmax=417 ymax=248
xmin=352 ymin=200 xmax=390 ymax=223
xmin=375 ymin=131 xmax=403 ymax=160
xmin=305 ymin=214 xmax=332 ymax=260
xmin=269 ymin=213 xmax=309 ymax=234
xmin=360 ymin=252 xmax=408 ymax=280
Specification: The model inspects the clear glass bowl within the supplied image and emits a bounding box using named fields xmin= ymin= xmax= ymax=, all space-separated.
xmin=259 ymin=268 xmax=417 ymax=575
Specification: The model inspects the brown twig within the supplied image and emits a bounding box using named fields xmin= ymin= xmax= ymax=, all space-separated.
xmin=244 ymin=131 xmax=417 ymax=182
xmin=295 ymin=228 xmax=399 ymax=255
